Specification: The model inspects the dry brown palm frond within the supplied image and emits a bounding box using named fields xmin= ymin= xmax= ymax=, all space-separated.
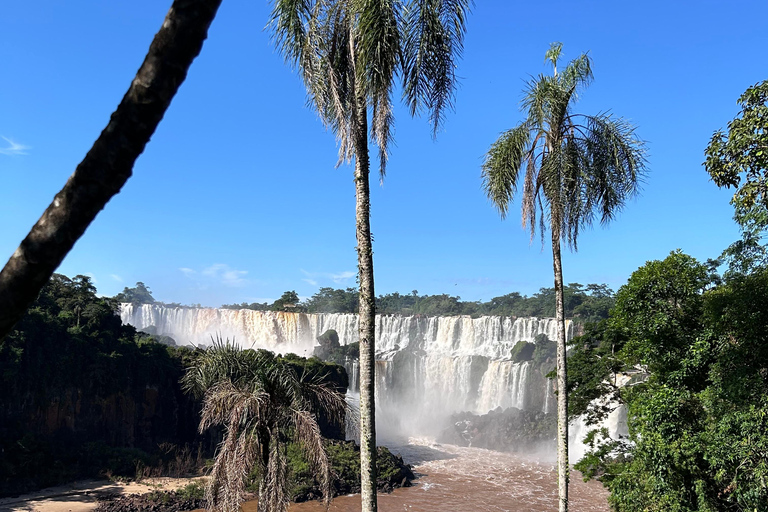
xmin=198 ymin=380 xmax=269 ymax=433
xmin=261 ymin=428 xmax=290 ymax=512
xmin=292 ymin=408 xmax=333 ymax=506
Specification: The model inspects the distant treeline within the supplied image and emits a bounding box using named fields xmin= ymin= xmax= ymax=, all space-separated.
xmin=117 ymin=281 xmax=614 ymax=323
xmin=221 ymin=283 xmax=614 ymax=324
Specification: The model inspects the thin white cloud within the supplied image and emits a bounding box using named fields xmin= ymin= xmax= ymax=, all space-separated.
xmin=181 ymin=264 xmax=249 ymax=288
xmin=0 ymin=136 xmax=30 ymax=156
xmin=330 ymin=271 xmax=355 ymax=283
xmin=202 ymin=263 xmax=248 ymax=287
xmin=300 ymin=269 xmax=356 ymax=286
xmin=110 ymin=274 xmax=123 ymax=283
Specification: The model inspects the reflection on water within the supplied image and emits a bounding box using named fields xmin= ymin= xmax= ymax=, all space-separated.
xmin=240 ymin=438 xmax=609 ymax=512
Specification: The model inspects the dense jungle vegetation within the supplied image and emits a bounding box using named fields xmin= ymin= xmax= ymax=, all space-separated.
xmin=567 ymin=252 xmax=768 ymax=511
xmin=0 ymin=275 xmax=393 ymax=499
xmin=565 ymin=79 xmax=768 ymax=512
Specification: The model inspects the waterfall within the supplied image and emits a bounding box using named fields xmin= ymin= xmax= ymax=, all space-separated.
xmin=121 ymin=304 xmax=576 ymax=436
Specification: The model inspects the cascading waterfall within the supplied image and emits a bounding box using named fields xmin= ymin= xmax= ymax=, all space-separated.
xmin=120 ymin=303 xmax=619 ymax=444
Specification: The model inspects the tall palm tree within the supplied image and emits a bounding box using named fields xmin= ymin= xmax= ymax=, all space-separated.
xmin=182 ymin=340 xmax=349 ymax=512
xmin=0 ymin=0 xmax=223 ymax=340
xmin=268 ymin=2 xmax=471 ymax=510
xmin=481 ymin=43 xmax=646 ymax=512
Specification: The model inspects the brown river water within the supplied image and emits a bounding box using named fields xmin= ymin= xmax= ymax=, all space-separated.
xmin=239 ymin=438 xmax=610 ymax=512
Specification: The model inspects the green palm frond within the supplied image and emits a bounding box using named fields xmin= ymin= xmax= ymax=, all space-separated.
xmin=560 ymin=52 xmax=592 ymax=94
xmin=481 ymin=123 xmax=530 ymax=218
xmin=269 ymin=0 xmax=313 ymax=69
xmin=354 ymin=0 xmax=401 ymax=178
xmin=269 ymin=0 xmax=469 ymax=183
xmin=483 ymin=43 xmax=646 ymax=249
xmin=545 ymin=41 xmax=563 ymax=71
xmin=402 ymin=0 xmax=473 ymax=136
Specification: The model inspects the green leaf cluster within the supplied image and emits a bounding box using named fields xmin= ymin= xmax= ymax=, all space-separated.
xmin=568 ymin=251 xmax=768 ymax=511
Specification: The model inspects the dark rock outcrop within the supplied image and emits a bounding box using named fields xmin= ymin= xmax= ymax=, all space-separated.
xmin=439 ymin=406 xmax=556 ymax=452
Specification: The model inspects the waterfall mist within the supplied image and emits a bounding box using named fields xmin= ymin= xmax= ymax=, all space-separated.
xmin=121 ymin=304 xmax=620 ymax=454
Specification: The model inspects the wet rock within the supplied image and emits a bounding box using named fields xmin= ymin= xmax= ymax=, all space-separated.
xmin=438 ymin=407 xmax=556 ymax=452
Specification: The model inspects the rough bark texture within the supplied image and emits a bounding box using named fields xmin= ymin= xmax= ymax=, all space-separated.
xmin=0 ymin=0 xmax=222 ymax=340
xmin=353 ymin=92 xmax=378 ymax=512
xmin=552 ymin=230 xmax=569 ymax=512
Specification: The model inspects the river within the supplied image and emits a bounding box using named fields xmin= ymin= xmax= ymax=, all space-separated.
xmin=240 ymin=438 xmax=610 ymax=512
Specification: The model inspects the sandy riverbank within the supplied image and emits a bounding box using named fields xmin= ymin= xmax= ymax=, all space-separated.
xmin=0 ymin=477 xmax=203 ymax=512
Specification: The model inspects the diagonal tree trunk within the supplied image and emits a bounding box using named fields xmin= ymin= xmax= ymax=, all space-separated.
xmin=551 ymin=229 xmax=569 ymax=512
xmin=0 ymin=0 xmax=222 ymax=340
xmin=352 ymin=83 xmax=378 ymax=512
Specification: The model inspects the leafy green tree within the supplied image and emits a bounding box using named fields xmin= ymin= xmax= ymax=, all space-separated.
xmin=271 ymin=290 xmax=303 ymax=312
xmin=268 ymin=2 xmax=471 ymax=509
xmin=706 ymin=80 xmax=768 ymax=276
xmin=115 ymin=282 xmax=156 ymax=305
xmin=481 ymin=43 xmax=647 ymax=511
xmin=0 ymin=0 xmax=223 ymax=340
xmin=705 ymin=79 xmax=768 ymax=210
xmin=181 ymin=341 xmax=348 ymax=512
xmin=569 ymin=252 xmax=768 ymax=511
xmin=306 ymin=287 xmax=358 ymax=314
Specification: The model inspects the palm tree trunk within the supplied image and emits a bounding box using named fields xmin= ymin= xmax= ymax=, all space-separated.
xmin=353 ymin=89 xmax=378 ymax=512
xmin=551 ymin=229 xmax=569 ymax=512
xmin=0 ymin=0 xmax=222 ymax=340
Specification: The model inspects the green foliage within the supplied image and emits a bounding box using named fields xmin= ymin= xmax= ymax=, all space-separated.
xmin=296 ymin=284 xmax=616 ymax=321
xmin=568 ymin=252 xmax=768 ymax=511
xmin=705 ymin=79 xmax=768 ymax=211
xmin=283 ymin=441 xmax=412 ymax=501
xmin=510 ymin=340 xmax=535 ymax=362
xmin=115 ymin=281 xmax=156 ymax=304
xmin=271 ymin=290 xmax=304 ymax=312
xmin=221 ymin=301 xmax=270 ymax=311
xmin=0 ymin=274 xmax=201 ymax=497
xmin=305 ymin=288 xmax=359 ymax=314
xmin=317 ymin=329 xmax=340 ymax=346
xmin=528 ymin=333 xmax=555 ymax=367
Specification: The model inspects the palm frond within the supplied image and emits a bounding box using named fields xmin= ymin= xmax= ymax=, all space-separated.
xmin=269 ymin=0 xmax=313 ymax=69
xmin=560 ymin=52 xmax=593 ymax=102
xmin=582 ymin=113 xmax=647 ymax=222
xmin=544 ymin=41 xmax=563 ymax=72
xmin=189 ymin=340 xmax=352 ymax=512
xmin=521 ymin=74 xmax=557 ymax=131
xmin=261 ymin=427 xmax=290 ymax=512
xmin=293 ymin=408 xmax=334 ymax=505
xmin=481 ymin=123 xmax=530 ymax=218
xmin=402 ymin=0 xmax=472 ymax=136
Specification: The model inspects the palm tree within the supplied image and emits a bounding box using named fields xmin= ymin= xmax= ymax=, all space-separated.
xmin=481 ymin=43 xmax=646 ymax=512
xmin=0 ymin=0 xmax=223 ymax=340
xmin=182 ymin=340 xmax=349 ymax=512
xmin=268 ymin=2 xmax=471 ymax=510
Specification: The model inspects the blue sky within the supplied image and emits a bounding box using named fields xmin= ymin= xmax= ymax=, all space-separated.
xmin=1 ymin=0 xmax=766 ymax=307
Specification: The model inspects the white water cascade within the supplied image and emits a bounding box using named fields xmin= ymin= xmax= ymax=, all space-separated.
xmin=121 ymin=304 xmax=620 ymax=444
